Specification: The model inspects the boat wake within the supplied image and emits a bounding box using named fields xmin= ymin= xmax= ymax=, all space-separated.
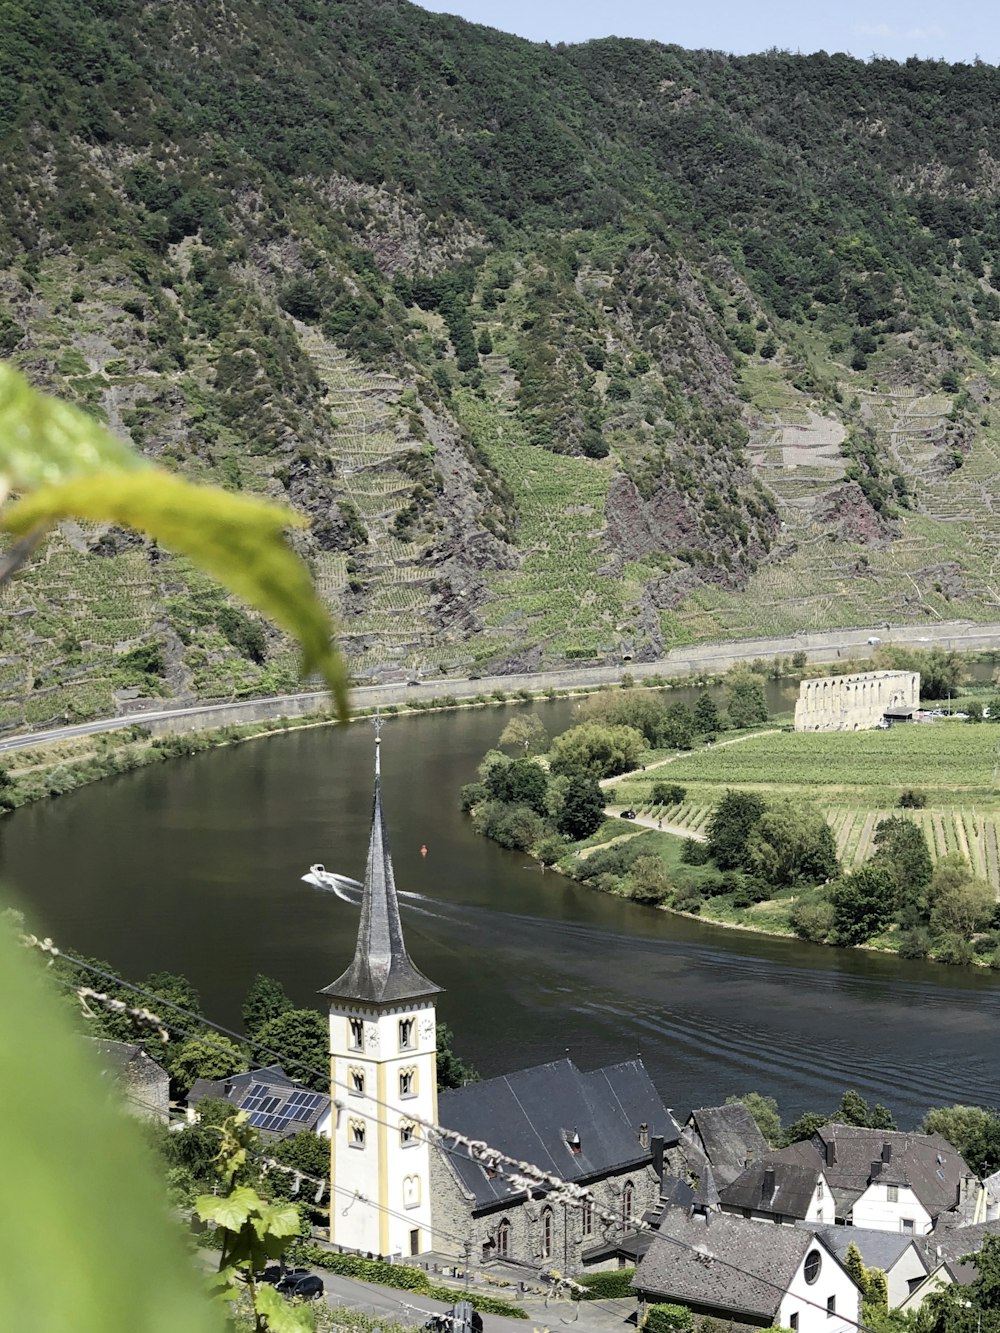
xmin=301 ymin=864 xmax=427 ymax=904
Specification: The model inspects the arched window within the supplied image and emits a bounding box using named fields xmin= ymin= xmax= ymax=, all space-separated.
xmin=349 ymin=1067 xmax=365 ymax=1095
xmin=399 ymin=1017 xmax=415 ymax=1050
xmin=400 ymin=1120 xmax=418 ymax=1147
xmin=541 ymin=1206 xmax=553 ymax=1261
xmin=349 ymin=1018 xmax=364 ymax=1051
xmin=497 ymin=1218 xmax=511 ymax=1258
xmin=403 ymin=1175 xmax=421 ymax=1209
xmin=623 ymin=1181 xmax=634 ymax=1224
xmin=581 ymin=1199 xmax=594 ymax=1237
xmin=349 ymin=1119 xmax=366 ymax=1149
xmin=399 ymin=1067 xmax=417 ymax=1098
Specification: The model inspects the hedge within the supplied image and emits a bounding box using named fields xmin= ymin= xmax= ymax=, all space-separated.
xmin=577 ymin=1267 xmax=635 ymax=1299
xmin=302 ymin=1248 xmax=528 ymax=1318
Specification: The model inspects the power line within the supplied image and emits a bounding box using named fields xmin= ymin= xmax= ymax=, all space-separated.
xmin=39 ymin=937 xmax=879 ymax=1332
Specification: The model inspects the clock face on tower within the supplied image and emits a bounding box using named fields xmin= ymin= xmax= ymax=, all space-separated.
xmin=420 ymin=1016 xmax=434 ymax=1041
xmin=366 ymin=1024 xmax=380 ymax=1052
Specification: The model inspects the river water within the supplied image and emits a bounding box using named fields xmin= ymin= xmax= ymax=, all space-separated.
xmin=2 ymin=689 xmax=998 ymax=1126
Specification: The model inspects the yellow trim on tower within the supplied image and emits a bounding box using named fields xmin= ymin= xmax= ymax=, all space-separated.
xmin=376 ymin=1061 xmax=389 ymax=1255
xmin=329 ymin=1050 xmax=337 ymax=1240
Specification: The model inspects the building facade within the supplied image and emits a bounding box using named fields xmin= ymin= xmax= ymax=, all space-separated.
xmin=323 ymin=734 xmax=442 ymax=1258
xmin=794 ymin=670 xmax=920 ymax=732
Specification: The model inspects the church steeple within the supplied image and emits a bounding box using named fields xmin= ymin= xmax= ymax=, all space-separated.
xmin=321 ymin=730 xmax=442 ymax=1005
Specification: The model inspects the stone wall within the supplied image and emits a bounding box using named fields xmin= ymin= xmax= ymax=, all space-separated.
xmin=429 ymin=1148 xmax=660 ymax=1272
xmin=794 ymin=670 xmax=919 ymax=732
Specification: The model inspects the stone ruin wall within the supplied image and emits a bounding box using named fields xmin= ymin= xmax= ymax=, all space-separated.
xmin=793 ymin=670 xmax=920 ymax=732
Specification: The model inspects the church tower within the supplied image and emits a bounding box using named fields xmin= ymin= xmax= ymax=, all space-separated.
xmin=321 ymin=730 xmax=442 ymax=1257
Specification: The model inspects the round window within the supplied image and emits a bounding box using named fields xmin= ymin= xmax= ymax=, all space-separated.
xmin=804 ymin=1250 xmax=822 ymax=1285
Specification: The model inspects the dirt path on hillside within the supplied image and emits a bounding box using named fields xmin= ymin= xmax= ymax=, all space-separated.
xmin=598 ymin=729 xmax=780 ymax=788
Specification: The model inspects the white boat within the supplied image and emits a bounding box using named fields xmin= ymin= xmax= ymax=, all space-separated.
xmin=301 ymin=864 xmax=364 ymax=901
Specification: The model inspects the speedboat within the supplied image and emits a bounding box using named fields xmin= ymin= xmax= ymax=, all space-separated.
xmin=301 ymin=864 xmax=363 ymax=901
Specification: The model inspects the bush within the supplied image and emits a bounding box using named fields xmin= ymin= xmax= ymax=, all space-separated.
xmin=644 ymin=1304 xmax=693 ymax=1333
xmin=302 ymin=1248 xmax=526 ymax=1316
xmin=935 ymin=933 xmax=975 ymax=966
xmin=672 ymin=885 xmax=703 ymax=913
xmin=790 ymin=899 xmax=834 ymax=943
xmin=898 ymin=928 xmax=931 ymax=959
xmin=898 ymin=789 xmax=927 ymax=809
xmin=651 ymin=782 xmax=686 ymax=805
xmin=578 ymin=1268 xmax=636 ymax=1300
xmin=535 ymin=835 xmax=566 ymax=866
xmin=459 ymin=782 xmax=486 ymax=812
xmin=680 ymin=838 xmax=710 ymax=865
xmin=732 ymin=880 xmax=769 ymax=909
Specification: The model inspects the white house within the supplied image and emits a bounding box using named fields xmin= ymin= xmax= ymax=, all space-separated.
xmin=633 ymin=1205 xmax=863 ymax=1333
xmin=720 ymin=1160 xmax=834 ymax=1226
xmin=807 ymin=1224 xmax=929 ymax=1307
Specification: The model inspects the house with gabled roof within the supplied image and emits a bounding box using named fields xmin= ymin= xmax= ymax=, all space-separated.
xmin=804 ymin=1223 xmax=929 ymax=1307
xmin=189 ymin=1064 xmax=332 ymax=1141
xmin=720 ymin=1159 xmax=834 ymax=1226
xmin=680 ymin=1104 xmax=769 ymax=1187
xmin=633 ymin=1204 xmax=863 ymax=1333
xmin=90 ymin=1037 xmax=169 ymax=1123
xmin=900 ymin=1221 xmax=1000 ymax=1311
xmin=430 ymin=1056 xmax=681 ymax=1271
xmin=770 ymin=1125 xmax=984 ymax=1233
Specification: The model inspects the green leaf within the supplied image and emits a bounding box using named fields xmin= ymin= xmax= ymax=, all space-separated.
xmin=0 ymin=362 xmax=143 ymax=501
xmin=0 ymin=923 xmax=225 ymax=1333
xmin=253 ymin=1200 xmax=305 ymax=1241
xmin=3 ymin=470 xmax=348 ymax=718
xmin=207 ymin=1266 xmax=242 ymax=1304
xmin=255 ymin=1282 xmax=316 ymax=1333
xmin=196 ymin=1185 xmax=260 ymax=1231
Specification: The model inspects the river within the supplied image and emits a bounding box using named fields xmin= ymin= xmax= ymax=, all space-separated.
xmin=2 ymin=691 xmax=998 ymax=1126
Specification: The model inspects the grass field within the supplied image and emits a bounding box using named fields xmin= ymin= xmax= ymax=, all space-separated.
xmin=608 ymin=721 xmax=1000 ymax=889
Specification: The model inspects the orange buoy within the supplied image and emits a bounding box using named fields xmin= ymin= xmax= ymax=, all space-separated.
xmin=420 ymin=844 xmax=427 ymax=858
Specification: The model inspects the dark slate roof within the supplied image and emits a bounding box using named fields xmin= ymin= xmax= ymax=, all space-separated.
xmin=693 ymin=1164 xmax=721 ymax=1210
xmin=633 ymin=1207 xmax=821 ymax=1319
xmin=436 ymin=1057 xmax=679 ymax=1210
xmin=915 ymin=1221 xmax=1000 ymax=1285
xmin=321 ymin=755 xmax=442 ymax=1006
xmin=90 ymin=1037 xmax=167 ymax=1078
xmin=808 ymin=1125 xmax=972 ymax=1218
xmin=682 ymin=1105 xmax=770 ymax=1187
xmin=804 ymin=1223 xmax=926 ymax=1275
xmin=188 ymin=1065 xmax=330 ymax=1140
xmin=720 ymin=1160 xmax=821 ymax=1220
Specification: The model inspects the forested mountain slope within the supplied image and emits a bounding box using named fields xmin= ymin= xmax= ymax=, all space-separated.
xmin=4 ymin=0 xmax=1000 ymax=722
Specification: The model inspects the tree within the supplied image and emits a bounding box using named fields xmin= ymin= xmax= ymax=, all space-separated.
xmin=871 ymin=817 xmax=933 ymax=909
xmin=269 ymin=1130 xmax=330 ymax=1208
xmin=549 ymin=722 xmax=646 ymax=779
xmin=922 ymin=1105 xmax=1000 ymax=1177
xmin=626 ymin=855 xmax=671 ymax=905
xmin=727 ymin=1092 xmax=781 ymax=1146
xmin=725 ymin=670 xmax=768 ymax=728
xmin=930 ymin=864 xmax=995 ymax=939
xmin=706 ymin=790 xmax=767 ymax=870
xmin=782 ymin=1111 xmax=828 ymax=1146
xmin=745 ymin=801 xmax=839 ymax=888
xmin=172 ymin=1033 xmax=249 ymax=1095
xmin=693 ymin=692 xmax=720 ymax=735
xmin=242 ymin=974 xmax=294 ymax=1041
xmin=474 ymin=800 xmax=545 ymax=851
xmin=836 ymin=1090 xmax=895 ymax=1130
xmin=255 ymin=1009 xmax=329 ymax=1092
xmin=556 ymin=773 xmax=606 ymax=840
xmin=829 ymin=864 xmax=897 ymax=946
xmin=484 ymin=756 xmax=549 ymax=814
xmin=581 ymin=689 xmax=667 ymax=746
xmin=663 ymin=702 xmax=695 ymax=750
xmin=651 ymin=782 xmax=686 ymax=806
xmin=437 ymin=1021 xmax=478 ymax=1090
xmin=499 ymin=714 xmax=548 ymax=756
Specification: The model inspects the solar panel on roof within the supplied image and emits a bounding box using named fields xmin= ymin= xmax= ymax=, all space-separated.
xmin=246 ymin=1084 xmax=268 ymax=1099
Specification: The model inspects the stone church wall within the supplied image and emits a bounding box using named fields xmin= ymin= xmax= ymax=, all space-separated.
xmin=430 ymin=1150 xmax=660 ymax=1273
xmin=793 ymin=670 xmax=919 ymax=732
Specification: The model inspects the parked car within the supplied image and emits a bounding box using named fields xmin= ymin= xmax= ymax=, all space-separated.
xmin=276 ymin=1272 xmax=325 ymax=1300
xmin=619 ymin=808 xmax=637 ymax=820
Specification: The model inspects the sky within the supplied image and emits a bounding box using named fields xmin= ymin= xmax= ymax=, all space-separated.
xmin=416 ymin=1 xmax=998 ymax=65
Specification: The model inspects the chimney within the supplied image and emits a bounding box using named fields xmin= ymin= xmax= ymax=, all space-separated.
xmin=762 ymin=1168 xmax=776 ymax=1201
xmin=826 ymin=1139 xmax=838 ymax=1167
xmin=882 ymin=1142 xmax=892 ymax=1164
xmin=870 ymin=1160 xmax=882 ymax=1181
xmin=639 ymin=1122 xmax=649 ymax=1150
xmin=650 ymin=1134 xmax=665 ymax=1180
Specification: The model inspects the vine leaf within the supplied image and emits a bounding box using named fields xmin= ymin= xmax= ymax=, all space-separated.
xmin=255 ymin=1283 xmax=314 ymax=1333
xmin=0 ymin=365 xmax=348 ymax=717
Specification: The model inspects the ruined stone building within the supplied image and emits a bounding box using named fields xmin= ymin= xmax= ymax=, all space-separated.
xmin=794 ymin=670 xmax=919 ymax=732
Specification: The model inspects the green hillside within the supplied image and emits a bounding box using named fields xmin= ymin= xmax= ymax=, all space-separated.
xmin=5 ymin=1 xmax=1000 ymax=723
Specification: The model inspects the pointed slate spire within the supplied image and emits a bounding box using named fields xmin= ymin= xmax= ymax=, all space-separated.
xmin=691 ymin=1163 xmax=720 ymax=1213
xmin=321 ymin=729 xmax=442 ymax=1005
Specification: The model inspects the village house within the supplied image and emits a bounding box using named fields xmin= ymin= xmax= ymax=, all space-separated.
xmin=719 ymin=1159 xmax=834 ymax=1226
xmin=90 ymin=1037 xmax=169 ymax=1123
xmin=805 ymin=1223 xmax=930 ymax=1307
xmin=772 ymin=1125 xmax=984 ymax=1233
xmin=189 ymin=1064 xmax=332 ymax=1141
xmin=633 ymin=1203 xmax=863 ymax=1333
xmin=679 ymin=1104 xmax=769 ymax=1187
xmin=899 ymin=1220 xmax=1000 ymax=1311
